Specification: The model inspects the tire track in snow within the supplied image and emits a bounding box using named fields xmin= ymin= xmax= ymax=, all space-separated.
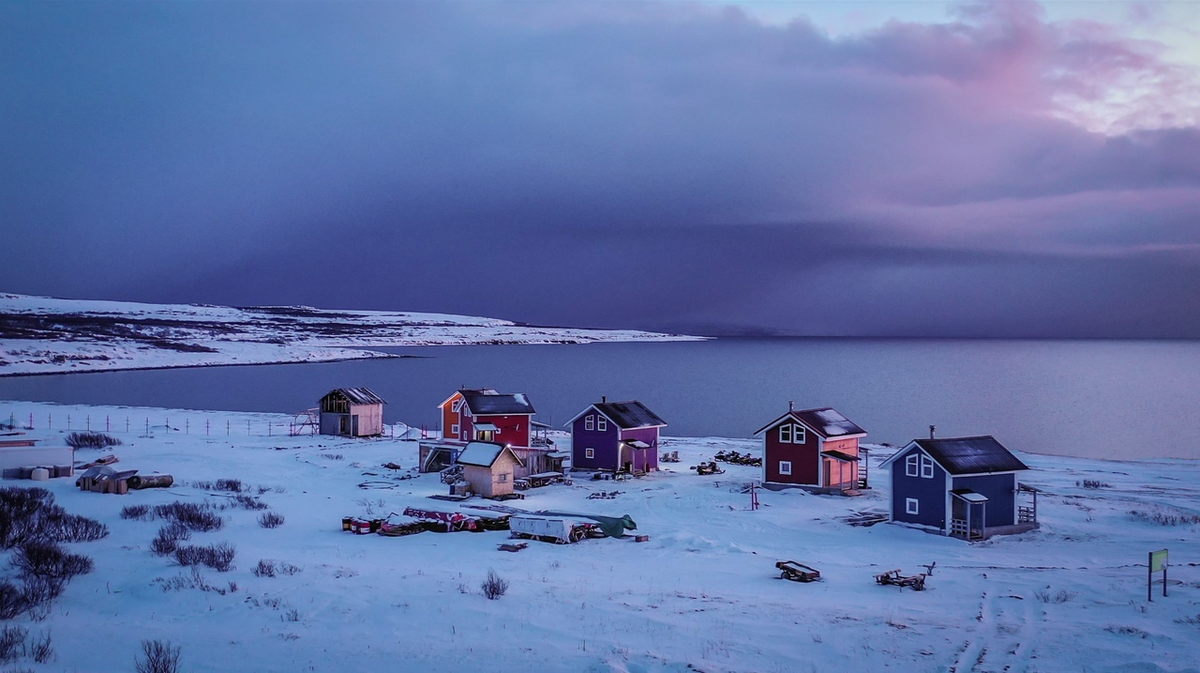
xmin=949 ymin=589 xmax=1043 ymax=673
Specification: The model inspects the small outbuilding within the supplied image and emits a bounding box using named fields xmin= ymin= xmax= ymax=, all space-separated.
xmin=456 ymin=441 xmax=524 ymax=498
xmin=754 ymin=404 xmax=866 ymax=493
xmin=568 ymin=398 xmax=666 ymax=474
xmin=881 ymin=435 xmax=1037 ymax=540
xmin=318 ymin=387 xmax=386 ymax=437
xmin=1 ymin=439 xmax=74 ymax=480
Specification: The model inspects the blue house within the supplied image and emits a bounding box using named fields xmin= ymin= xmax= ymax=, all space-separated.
xmin=568 ymin=398 xmax=666 ymax=474
xmin=881 ymin=435 xmax=1038 ymax=540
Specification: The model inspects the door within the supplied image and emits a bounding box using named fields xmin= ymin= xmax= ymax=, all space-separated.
xmin=351 ymin=415 xmax=359 ymax=436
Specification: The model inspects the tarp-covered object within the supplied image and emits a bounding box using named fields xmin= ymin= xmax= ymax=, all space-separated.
xmin=536 ymin=511 xmax=636 ymax=539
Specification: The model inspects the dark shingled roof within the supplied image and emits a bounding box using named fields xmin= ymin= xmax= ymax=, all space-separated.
xmin=321 ymin=387 xmax=386 ymax=406
xmin=913 ymin=436 xmax=1028 ymax=475
xmin=792 ymin=408 xmax=865 ymax=438
xmin=460 ymin=389 xmax=536 ymax=415
xmin=594 ymin=401 xmax=666 ymax=430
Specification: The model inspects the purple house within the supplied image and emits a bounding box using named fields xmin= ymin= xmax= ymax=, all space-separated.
xmin=568 ymin=398 xmax=666 ymax=474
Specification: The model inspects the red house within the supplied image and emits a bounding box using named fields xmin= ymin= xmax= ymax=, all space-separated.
xmin=754 ymin=404 xmax=866 ymax=493
xmin=439 ymin=388 xmax=536 ymax=447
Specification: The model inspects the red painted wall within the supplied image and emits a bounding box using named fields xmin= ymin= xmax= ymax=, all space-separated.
xmin=763 ymin=421 xmax=819 ymax=485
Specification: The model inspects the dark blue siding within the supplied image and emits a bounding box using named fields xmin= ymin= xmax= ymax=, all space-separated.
xmin=571 ymin=412 xmax=619 ymax=470
xmin=953 ymin=474 xmax=1017 ymax=527
xmin=890 ymin=446 xmax=946 ymax=530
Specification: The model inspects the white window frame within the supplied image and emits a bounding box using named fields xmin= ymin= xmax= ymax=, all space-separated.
xmin=584 ymin=448 xmax=595 ymax=459
xmin=450 ymin=423 xmax=459 ymax=436
xmin=905 ymin=498 xmax=919 ymax=515
xmin=793 ymin=424 xmax=805 ymax=444
xmin=779 ymin=424 xmax=792 ymax=443
xmin=585 ymin=416 xmax=594 ymax=431
xmin=779 ymin=460 xmax=792 ymax=476
xmin=452 ymin=399 xmax=463 ymax=412
xmin=597 ymin=416 xmax=607 ymax=432
xmin=905 ymin=454 xmax=919 ymax=477
xmin=920 ymin=455 xmax=935 ymax=479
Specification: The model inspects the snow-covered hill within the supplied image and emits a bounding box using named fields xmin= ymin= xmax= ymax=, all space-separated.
xmin=0 ymin=293 xmax=703 ymax=376
xmin=0 ymin=399 xmax=1196 ymax=672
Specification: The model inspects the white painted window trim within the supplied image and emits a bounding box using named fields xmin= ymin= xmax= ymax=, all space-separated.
xmin=793 ymin=424 xmax=806 ymax=443
xmin=585 ymin=448 xmax=595 ymax=459
xmin=451 ymin=424 xmax=459 ymax=436
xmin=905 ymin=454 xmax=919 ymax=477
xmin=779 ymin=460 xmax=792 ymax=476
xmin=906 ymin=498 xmax=919 ymax=515
xmin=597 ymin=417 xmax=607 ymax=432
xmin=920 ymin=455 xmax=935 ymax=479
xmin=779 ymin=424 xmax=792 ymax=443
xmin=585 ymin=416 xmax=594 ymax=431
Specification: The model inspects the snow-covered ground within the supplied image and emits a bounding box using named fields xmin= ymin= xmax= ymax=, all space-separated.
xmin=1 ymin=399 xmax=1199 ymax=672
xmin=0 ymin=293 xmax=703 ymax=376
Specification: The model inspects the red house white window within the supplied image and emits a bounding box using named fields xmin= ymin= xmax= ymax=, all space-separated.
xmin=779 ymin=460 xmax=792 ymax=476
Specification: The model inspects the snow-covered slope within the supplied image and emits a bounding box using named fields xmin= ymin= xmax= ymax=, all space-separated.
xmin=0 ymin=399 xmax=1197 ymax=672
xmin=0 ymin=293 xmax=703 ymax=376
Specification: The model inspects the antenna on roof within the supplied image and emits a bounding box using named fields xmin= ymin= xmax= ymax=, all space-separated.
xmin=929 ymin=424 xmax=936 ymax=439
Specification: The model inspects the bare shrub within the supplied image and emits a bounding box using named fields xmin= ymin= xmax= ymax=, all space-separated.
xmin=480 ymin=569 xmax=509 ymax=600
xmin=41 ymin=511 xmax=108 ymax=543
xmin=65 ymin=432 xmax=121 ymax=450
xmin=1034 ymin=588 xmax=1078 ymax=603
xmin=1130 ymin=508 xmax=1200 ymax=526
xmin=28 ymin=629 xmax=54 ymax=663
xmin=279 ymin=562 xmax=300 ymax=575
xmin=12 ymin=540 xmax=93 ymax=581
xmin=1078 ymin=479 xmax=1111 ymax=489
xmin=121 ymin=505 xmax=152 ymax=520
xmin=0 ymin=487 xmax=55 ymax=549
xmin=214 ymin=479 xmax=244 ymax=493
xmin=135 ymin=639 xmax=181 ymax=673
xmin=153 ymin=502 xmax=222 ymax=532
xmin=258 ymin=512 xmax=285 ymax=528
xmin=0 ymin=581 xmax=26 ymax=620
xmin=173 ymin=543 xmax=236 ymax=572
xmin=233 ymin=494 xmax=268 ymax=511
xmin=253 ymin=560 xmax=276 ymax=578
xmin=0 ymin=624 xmax=27 ymax=664
xmin=150 ymin=523 xmax=190 ymax=557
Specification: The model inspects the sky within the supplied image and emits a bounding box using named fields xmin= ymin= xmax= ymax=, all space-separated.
xmin=2 ymin=0 xmax=1199 ymax=338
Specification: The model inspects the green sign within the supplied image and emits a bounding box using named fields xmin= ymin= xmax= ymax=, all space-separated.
xmin=1151 ymin=549 xmax=1168 ymax=573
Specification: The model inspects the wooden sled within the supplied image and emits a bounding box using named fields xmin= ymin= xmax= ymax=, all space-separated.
xmin=874 ymin=569 xmax=927 ymax=591
xmin=776 ymin=561 xmax=821 ymax=582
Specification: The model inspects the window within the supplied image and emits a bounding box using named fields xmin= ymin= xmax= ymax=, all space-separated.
xmin=905 ymin=454 xmax=919 ymax=477
xmin=779 ymin=424 xmax=792 ymax=443
xmin=793 ymin=424 xmax=806 ymax=443
xmin=452 ymin=399 xmax=463 ymax=412
xmin=597 ymin=417 xmax=607 ymax=432
xmin=920 ymin=455 xmax=935 ymax=479
xmin=585 ymin=448 xmax=595 ymax=459
xmin=585 ymin=416 xmax=594 ymax=431
xmin=497 ymin=473 xmax=508 ymax=483
xmin=779 ymin=460 xmax=792 ymax=476
xmin=906 ymin=498 xmax=919 ymax=515
xmin=451 ymin=424 xmax=459 ymax=436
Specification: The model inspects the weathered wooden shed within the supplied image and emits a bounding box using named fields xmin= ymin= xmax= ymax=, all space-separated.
xmin=318 ymin=387 xmax=385 ymax=437
xmin=456 ymin=441 xmax=523 ymax=498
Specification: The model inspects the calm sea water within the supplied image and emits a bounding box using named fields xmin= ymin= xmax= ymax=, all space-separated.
xmin=2 ymin=339 xmax=1198 ymax=460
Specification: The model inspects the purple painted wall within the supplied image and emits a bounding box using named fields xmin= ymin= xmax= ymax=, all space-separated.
xmin=571 ymin=410 xmax=619 ymax=470
xmin=619 ymin=426 xmax=660 ymax=472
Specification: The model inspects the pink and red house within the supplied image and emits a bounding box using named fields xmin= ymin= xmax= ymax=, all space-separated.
xmin=754 ymin=404 xmax=866 ymax=493
xmin=569 ymin=398 xmax=666 ymax=474
xmin=420 ymin=388 xmax=564 ymax=477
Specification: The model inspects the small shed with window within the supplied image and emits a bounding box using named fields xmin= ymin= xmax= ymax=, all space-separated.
xmin=318 ymin=387 xmax=385 ymax=437
xmin=754 ymin=404 xmax=866 ymax=493
xmin=456 ymin=441 xmax=523 ymax=498
xmin=881 ymin=435 xmax=1036 ymax=540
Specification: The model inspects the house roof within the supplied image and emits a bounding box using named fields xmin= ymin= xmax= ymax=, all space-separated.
xmin=950 ymin=488 xmax=989 ymax=503
xmin=456 ymin=441 xmax=523 ymax=468
xmin=890 ymin=436 xmax=1029 ymax=475
xmin=754 ymin=407 xmax=865 ymax=438
xmin=592 ymin=401 xmax=666 ymax=430
xmin=321 ymin=387 xmax=386 ymax=406
xmin=459 ymin=389 xmax=536 ymax=416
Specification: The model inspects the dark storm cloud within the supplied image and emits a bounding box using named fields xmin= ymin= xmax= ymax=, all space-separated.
xmin=1 ymin=1 xmax=1198 ymax=336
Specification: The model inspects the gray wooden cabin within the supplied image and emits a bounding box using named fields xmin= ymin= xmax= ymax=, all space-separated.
xmin=319 ymin=387 xmax=386 ymax=437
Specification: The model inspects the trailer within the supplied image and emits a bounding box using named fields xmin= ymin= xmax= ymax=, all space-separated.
xmin=509 ymin=515 xmax=601 ymax=544
xmin=775 ymin=560 xmax=821 ymax=582
xmin=402 ymin=506 xmax=511 ymax=532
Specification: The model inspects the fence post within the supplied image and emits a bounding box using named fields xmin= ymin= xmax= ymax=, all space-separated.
xmin=226 ymin=420 xmax=230 ymax=436
xmin=29 ymin=413 xmax=34 ymax=430
xmin=145 ymin=418 xmax=150 ymax=435
xmin=67 ymin=414 xmax=71 ymax=431
xmin=186 ymin=419 xmax=190 ymax=435
xmin=166 ymin=418 xmax=170 ymax=434
xmin=106 ymin=416 xmax=110 ymax=432
xmin=87 ymin=415 xmax=91 ymax=432
xmin=126 ymin=417 xmax=130 ymax=433
xmin=247 ymin=420 xmax=251 ymax=435
xmin=206 ymin=420 xmax=210 ymax=436
xmin=47 ymin=413 xmax=51 ymax=430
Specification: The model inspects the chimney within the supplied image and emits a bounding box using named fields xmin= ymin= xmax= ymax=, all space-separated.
xmin=789 ymin=400 xmax=794 ymax=412
xmin=929 ymin=424 xmax=936 ymax=439
xmin=602 ymin=396 xmax=607 ymax=404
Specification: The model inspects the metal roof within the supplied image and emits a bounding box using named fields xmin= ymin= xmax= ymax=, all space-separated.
xmin=460 ymin=389 xmax=536 ymax=416
xmin=913 ymin=436 xmax=1029 ymax=475
xmin=321 ymin=387 xmax=386 ymax=406
xmin=820 ymin=449 xmax=858 ymax=463
xmin=456 ymin=441 xmax=523 ymax=468
xmin=754 ymin=407 xmax=865 ymax=438
xmin=950 ymin=488 xmax=989 ymax=503
xmin=593 ymin=401 xmax=666 ymax=430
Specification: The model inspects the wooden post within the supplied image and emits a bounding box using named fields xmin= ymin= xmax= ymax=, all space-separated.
xmin=186 ymin=419 xmax=190 ymax=435
xmin=87 ymin=415 xmax=91 ymax=431
xmin=1149 ymin=551 xmax=1154 ymax=602
xmin=106 ymin=416 xmax=110 ymax=432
